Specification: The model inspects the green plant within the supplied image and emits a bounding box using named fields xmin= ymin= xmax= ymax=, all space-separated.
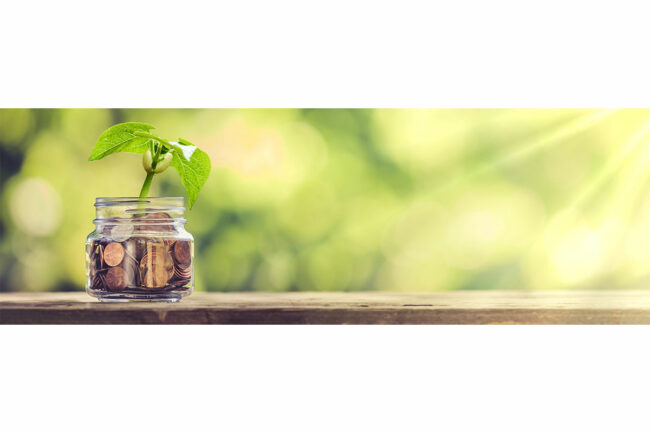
xmin=89 ymin=122 xmax=211 ymax=208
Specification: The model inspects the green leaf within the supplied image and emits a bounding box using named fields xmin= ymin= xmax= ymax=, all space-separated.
xmin=169 ymin=138 xmax=211 ymax=209
xmin=88 ymin=122 xmax=155 ymax=161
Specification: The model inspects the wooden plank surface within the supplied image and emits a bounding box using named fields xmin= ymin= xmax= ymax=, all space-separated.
xmin=3 ymin=291 xmax=650 ymax=324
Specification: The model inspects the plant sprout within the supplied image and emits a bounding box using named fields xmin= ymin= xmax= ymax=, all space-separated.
xmin=89 ymin=122 xmax=211 ymax=208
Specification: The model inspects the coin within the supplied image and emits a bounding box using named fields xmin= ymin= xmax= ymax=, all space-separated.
xmin=137 ymin=212 xmax=175 ymax=232
xmin=91 ymin=273 xmax=101 ymax=290
xmin=173 ymin=264 xmax=192 ymax=280
xmin=104 ymin=242 xmax=125 ymax=267
xmin=143 ymin=240 xmax=166 ymax=259
xmin=101 ymin=224 xmax=116 ymax=238
xmin=130 ymin=236 xmax=148 ymax=261
xmin=122 ymin=256 xmax=140 ymax=288
xmin=111 ymin=224 xmax=134 ymax=242
xmin=123 ymin=238 xmax=139 ymax=262
xmin=141 ymin=253 xmax=174 ymax=278
xmin=143 ymin=266 xmax=172 ymax=289
xmin=88 ymin=243 xmax=97 ymax=260
xmin=97 ymin=242 xmax=104 ymax=269
xmin=172 ymin=240 xmax=191 ymax=268
xmin=169 ymin=278 xmax=191 ymax=288
xmin=89 ymin=242 xmax=101 ymax=269
xmin=92 ymin=272 xmax=106 ymax=290
xmin=140 ymin=242 xmax=174 ymax=289
xmin=105 ymin=267 xmax=126 ymax=291
xmin=92 ymin=270 xmax=107 ymax=290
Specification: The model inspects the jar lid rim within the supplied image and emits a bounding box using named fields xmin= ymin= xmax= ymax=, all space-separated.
xmin=95 ymin=197 xmax=184 ymax=206
xmin=95 ymin=196 xmax=184 ymax=200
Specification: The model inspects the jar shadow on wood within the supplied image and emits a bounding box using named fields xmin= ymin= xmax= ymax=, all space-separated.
xmin=86 ymin=197 xmax=194 ymax=302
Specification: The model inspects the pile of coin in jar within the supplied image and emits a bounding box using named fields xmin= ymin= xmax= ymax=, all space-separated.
xmin=88 ymin=227 xmax=192 ymax=293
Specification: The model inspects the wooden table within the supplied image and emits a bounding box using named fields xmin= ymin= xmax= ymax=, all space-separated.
xmin=3 ymin=291 xmax=650 ymax=324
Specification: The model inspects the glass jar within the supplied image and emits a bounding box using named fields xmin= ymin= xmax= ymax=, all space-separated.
xmin=85 ymin=197 xmax=194 ymax=302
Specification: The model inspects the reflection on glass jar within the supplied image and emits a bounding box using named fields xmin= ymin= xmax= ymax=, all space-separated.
xmin=86 ymin=197 xmax=194 ymax=302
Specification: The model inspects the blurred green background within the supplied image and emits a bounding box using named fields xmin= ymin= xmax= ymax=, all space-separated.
xmin=2 ymin=108 xmax=650 ymax=292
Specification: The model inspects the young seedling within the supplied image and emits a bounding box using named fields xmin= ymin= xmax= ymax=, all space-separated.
xmin=88 ymin=122 xmax=211 ymax=208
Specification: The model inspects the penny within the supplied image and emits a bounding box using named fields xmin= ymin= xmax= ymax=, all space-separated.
xmin=173 ymin=265 xmax=192 ymax=280
xmin=92 ymin=272 xmax=106 ymax=290
xmin=169 ymin=278 xmax=191 ymax=287
xmin=143 ymin=253 xmax=174 ymax=279
xmin=89 ymin=264 xmax=107 ymax=279
xmin=88 ymin=244 xmax=97 ymax=260
xmin=172 ymin=240 xmax=191 ymax=268
xmin=91 ymin=273 xmax=101 ymax=290
xmin=143 ymin=266 xmax=172 ymax=289
xmin=105 ymin=267 xmax=126 ymax=291
xmin=89 ymin=242 xmax=102 ymax=269
xmin=92 ymin=267 xmax=108 ymax=276
xmin=140 ymin=243 xmax=174 ymax=289
xmin=97 ymin=243 xmax=104 ymax=269
xmin=144 ymin=239 xmax=165 ymax=255
xmin=103 ymin=242 xmax=125 ymax=267
xmin=138 ymin=212 xmax=175 ymax=232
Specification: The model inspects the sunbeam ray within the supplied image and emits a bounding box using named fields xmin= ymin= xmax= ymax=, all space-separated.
xmin=577 ymin=121 xmax=650 ymax=281
xmin=603 ymin=170 xmax=650 ymax=280
xmin=566 ymin=117 xmax=650 ymax=212
xmin=435 ymin=109 xmax=618 ymax=195
xmin=603 ymin=129 xmax=650 ymax=222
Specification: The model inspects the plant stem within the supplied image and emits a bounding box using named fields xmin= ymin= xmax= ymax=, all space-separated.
xmin=139 ymin=141 xmax=162 ymax=199
xmin=139 ymin=172 xmax=154 ymax=198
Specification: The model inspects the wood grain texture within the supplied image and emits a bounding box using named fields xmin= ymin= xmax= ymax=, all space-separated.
xmin=2 ymin=291 xmax=650 ymax=324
